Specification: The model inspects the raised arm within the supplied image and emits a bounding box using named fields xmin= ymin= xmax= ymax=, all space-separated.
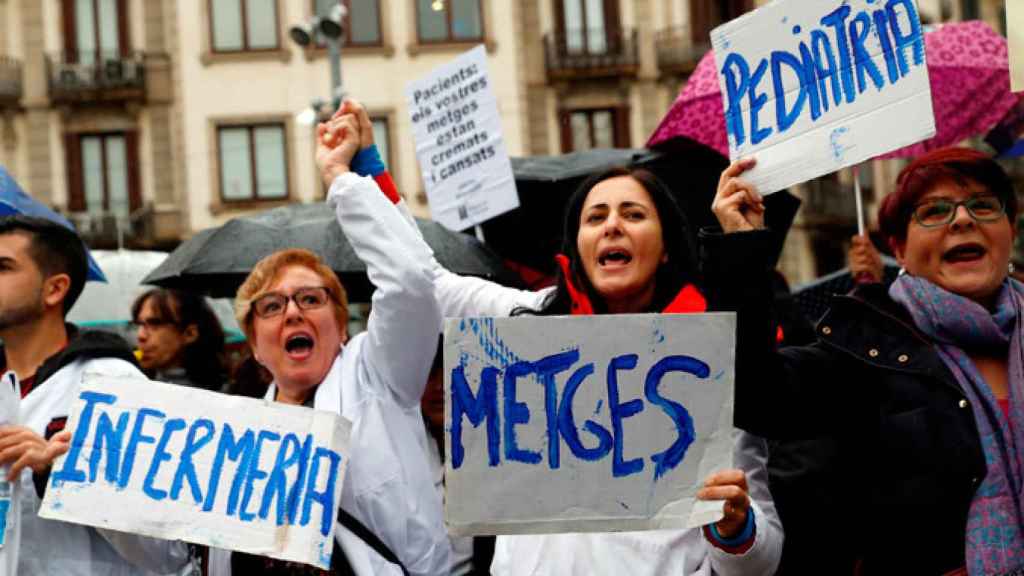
xmin=336 ymin=99 xmax=550 ymax=320
xmin=320 ymin=114 xmax=440 ymax=409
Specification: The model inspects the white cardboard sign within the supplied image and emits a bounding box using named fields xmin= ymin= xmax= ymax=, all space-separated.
xmin=443 ymin=314 xmax=736 ymax=536
xmin=39 ymin=372 xmax=351 ymax=569
xmin=407 ymin=45 xmax=520 ymax=231
xmin=712 ymin=0 xmax=936 ymax=194
xmin=1009 ymin=2 xmax=1024 ymax=93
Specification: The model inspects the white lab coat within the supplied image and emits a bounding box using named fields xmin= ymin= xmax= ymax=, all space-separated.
xmin=382 ymin=192 xmax=785 ymax=576
xmin=209 ymin=172 xmax=451 ymax=576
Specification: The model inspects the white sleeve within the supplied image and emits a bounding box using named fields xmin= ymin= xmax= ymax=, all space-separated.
xmin=95 ymin=529 xmax=190 ymax=574
xmin=328 ymin=172 xmax=442 ymax=410
xmin=707 ymin=431 xmax=783 ymax=576
xmin=390 ymin=197 xmax=551 ymax=319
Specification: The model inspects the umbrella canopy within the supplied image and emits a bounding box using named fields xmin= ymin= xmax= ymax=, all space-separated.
xmin=67 ymin=250 xmax=244 ymax=343
xmin=143 ymin=203 xmax=515 ymax=301
xmin=791 ymin=256 xmax=901 ymax=324
xmin=0 ymin=167 xmax=107 ymax=282
xmin=648 ymin=21 xmax=1022 ymax=160
xmin=482 ymin=143 xmax=801 ymax=273
xmin=481 ymin=149 xmax=651 ymax=271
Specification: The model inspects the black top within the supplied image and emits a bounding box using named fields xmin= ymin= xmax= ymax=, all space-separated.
xmin=701 ymin=228 xmax=987 ymax=574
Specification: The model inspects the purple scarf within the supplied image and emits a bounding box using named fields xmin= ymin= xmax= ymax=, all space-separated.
xmin=890 ymin=274 xmax=1024 ymax=575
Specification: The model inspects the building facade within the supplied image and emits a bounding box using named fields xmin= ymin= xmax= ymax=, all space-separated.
xmin=0 ymin=0 xmax=1012 ymax=285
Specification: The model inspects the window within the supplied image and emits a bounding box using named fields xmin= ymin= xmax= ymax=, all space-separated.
xmin=210 ymin=0 xmax=279 ymax=52
xmin=560 ymin=108 xmax=630 ymax=152
xmin=314 ymin=0 xmax=382 ymax=46
xmin=62 ymin=0 xmax=127 ymax=64
xmin=959 ymin=0 xmax=979 ymax=20
xmin=556 ymin=0 xmax=619 ymax=55
xmin=218 ymin=124 xmax=289 ymax=202
xmin=65 ymin=132 xmax=141 ymax=218
xmin=416 ymin=0 xmax=483 ymax=43
xmin=690 ymin=0 xmax=751 ymax=44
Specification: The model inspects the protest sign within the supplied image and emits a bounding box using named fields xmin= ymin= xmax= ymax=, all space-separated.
xmin=712 ymin=0 xmax=935 ymax=194
xmin=1010 ymin=2 xmax=1024 ymax=92
xmin=39 ymin=372 xmax=351 ymax=569
xmin=407 ymin=45 xmax=519 ymax=231
xmin=443 ymin=313 xmax=736 ymax=536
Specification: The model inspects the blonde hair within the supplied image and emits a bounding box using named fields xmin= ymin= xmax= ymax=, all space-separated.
xmin=235 ymin=249 xmax=349 ymax=342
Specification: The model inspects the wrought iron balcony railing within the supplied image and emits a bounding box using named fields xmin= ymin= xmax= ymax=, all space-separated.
xmin=0 ymin=56 xmax=23 ymax=105
xmin=47 ymin=51 xmax=146 ymax=104
xmin=544 ymin=27 xmax=639 ymax=81
xmin=654 ymin=27 xmax=709 ymax=75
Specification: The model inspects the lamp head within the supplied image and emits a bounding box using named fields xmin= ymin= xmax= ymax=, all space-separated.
xmin=319 ymin=5 xmax=347 ymax=40
xmin=289 ymin=22 xmax=314 ymax=46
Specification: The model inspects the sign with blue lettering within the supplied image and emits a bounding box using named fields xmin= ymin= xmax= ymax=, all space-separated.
xmin=444 ymin=313 xmax=736 ymax=536
xmin=713 ymin=0 xmax=935 ymax=194
xmin=38 ymin=372 xmax=351 ymax=569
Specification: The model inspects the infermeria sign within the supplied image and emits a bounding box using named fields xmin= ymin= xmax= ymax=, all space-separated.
xmin=39 ymin=372 xmax=351 ymax=569
xmin=444 ymin=314 xmax=736 ymax=536
xmin=714 ymin=0 xmax=935 ymax=194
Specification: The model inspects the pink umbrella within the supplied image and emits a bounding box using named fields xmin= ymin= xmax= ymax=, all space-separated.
xmin=648 ymin=20 xmax=1021 ymax=160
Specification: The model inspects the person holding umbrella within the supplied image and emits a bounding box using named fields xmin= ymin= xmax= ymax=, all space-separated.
xmin=207 ymin=110 xmax=449 ymax=575
xmin=321 ymin=99 xmax=782 ymax=576
xmin=707 ymin=147 xmax=1021 ymax=574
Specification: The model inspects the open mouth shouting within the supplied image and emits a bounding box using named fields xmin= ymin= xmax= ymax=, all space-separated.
xmin=942 ymin=242 xmax=987 ymax=265
xmin=598 ymin=247 xmax=634 ymax=269
xmin=284 ymin=331 xmax=316 ymax=361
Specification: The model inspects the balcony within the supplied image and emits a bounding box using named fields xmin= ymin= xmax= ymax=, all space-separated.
xmin=544 ymin=28 xmax=639 ymax=82
xmin=654 ymin=27 xmax=709 ymax=76
xmin=47 ymin=51 xmax=146 ymax=105
xmin=0 ymin=57 xmax=22 ymax=106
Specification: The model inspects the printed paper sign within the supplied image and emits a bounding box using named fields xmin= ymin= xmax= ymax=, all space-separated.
xmin=444 ymin=314 xmax=736 ymax=536
xmin=407 ymin=45 xmax=520 ymax=230
xmin=1010 ymin=2 xmax=1024 ymax=92
xmin=39 ymin=372 xmax=351 ymax=569
xmin=712 ymin=0 xmax=936 ymax=194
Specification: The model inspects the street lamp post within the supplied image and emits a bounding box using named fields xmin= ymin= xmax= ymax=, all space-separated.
xmin=290 ymin=4 xmax=347 ymax=115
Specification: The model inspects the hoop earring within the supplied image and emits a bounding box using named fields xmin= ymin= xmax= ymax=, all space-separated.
xmin=898 ymin=267 xmax=906 ymax=277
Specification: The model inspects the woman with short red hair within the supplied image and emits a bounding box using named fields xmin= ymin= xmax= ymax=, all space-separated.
xmin=706 ymin=147 xmax=1020 ymax=574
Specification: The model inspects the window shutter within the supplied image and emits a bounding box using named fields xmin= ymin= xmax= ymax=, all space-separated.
xmin=614 ymin=106 xmax=631 ymax=148
xmin=65 ymin=134 xmax=85 ymax=212
xmin=62 ymin=0 xmax=78 ymax=63
xmin=117 ymin=0 xmax=131 ymax=57
xmin=125 ymin=130 xmax=142 ymax=212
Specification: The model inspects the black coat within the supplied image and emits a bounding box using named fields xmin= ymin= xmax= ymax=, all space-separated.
xmin=701 ymin=229 xmax=987 ymax=574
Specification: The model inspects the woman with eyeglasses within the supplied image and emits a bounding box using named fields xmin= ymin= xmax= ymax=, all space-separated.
xmin=207 ymin=117 xmax=450 ymax=575
xmin=704 ymin=147 xmax=1021 ymax=574
xmin=130 ymin=289 xmax=226 ymax=391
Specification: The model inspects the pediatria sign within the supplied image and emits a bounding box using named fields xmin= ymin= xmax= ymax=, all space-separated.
xmin=39 ymin=373 xmax=351 ymax=569
xmin=713 ymin=0 xmax=936 ymax=194
xmin=407 ymin=45 xmax=519 ymax=231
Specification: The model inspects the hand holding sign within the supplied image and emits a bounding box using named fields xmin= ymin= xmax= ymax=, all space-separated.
xmin=697 ymin=469 xmax=750 ymax=538
xmin=0 ymin=426 xmax=71 ymax=480
xmin=712 ymin=159 xmax=765 ymax=234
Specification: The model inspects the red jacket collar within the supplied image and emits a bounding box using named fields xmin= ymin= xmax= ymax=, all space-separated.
xmin=554 ymin=254 xmax=706 ymax=315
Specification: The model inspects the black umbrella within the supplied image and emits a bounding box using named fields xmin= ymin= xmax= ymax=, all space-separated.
xmin=486 ymin=140 xmax=802 ymax=273
xmin=791 ymin=256 xmax=901 ymax=324
xmin=142 ymin=202 xmax=516 ymax=301
xmin=480 ymin=149 xmax=650 ymax=271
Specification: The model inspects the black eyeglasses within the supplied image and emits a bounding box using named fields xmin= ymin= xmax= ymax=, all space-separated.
xmin=131 ymin=318 xmax=173 ymax=331
xmin=912 ymin=194 xmax=1006 ymax=228
xmin=252 ymin=286 xmax=332 ymax=319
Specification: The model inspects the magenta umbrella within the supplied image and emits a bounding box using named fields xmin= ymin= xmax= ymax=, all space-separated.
xmin=649 ymin=20 xmax=1021 ymax=160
